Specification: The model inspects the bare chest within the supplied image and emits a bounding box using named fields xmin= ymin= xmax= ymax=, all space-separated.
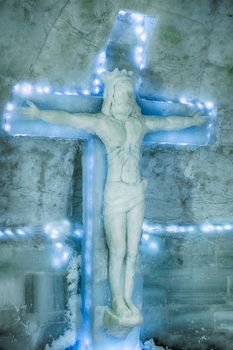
xmin=98 ymin=116 xmax=144 ymax=148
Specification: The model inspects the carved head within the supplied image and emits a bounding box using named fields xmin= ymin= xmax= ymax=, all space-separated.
xmin=101 ymin=68 xmax=141 ymax=120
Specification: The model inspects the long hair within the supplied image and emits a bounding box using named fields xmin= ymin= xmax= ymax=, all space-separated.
xmin=101 ymin=69 xmax=141 ymax=117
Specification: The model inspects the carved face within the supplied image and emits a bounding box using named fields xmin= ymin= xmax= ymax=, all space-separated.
xmin=111 ymin=79 xmax=135 ymax=120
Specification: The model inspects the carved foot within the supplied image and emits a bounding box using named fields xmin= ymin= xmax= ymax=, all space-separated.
xmin=125 ymin=300 xmax=142 ymax=320
xmin=103 ymin=307 xmax=143 ymax=338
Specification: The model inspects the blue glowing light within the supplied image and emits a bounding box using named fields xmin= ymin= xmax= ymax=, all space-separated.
xmin=63 ymin=250 xmax=70 ymax=261
xmin=179 ymin=97 xmax=188 ymax=104
xmin=5 ymin=229 xmax=14 ymax=237
xmin=6 ymin=102 xmax=14 ymax=112
xmin=82 ymin=89 xmax=90 ymax=96
xmin=3 ymin=123 xmax=11 ymax=131
xmin=131 ymin=13 xmax=144 ymax=23
xmin=142 ymin=233 xmax=150 ymax=241
xmin=96 ymin=66 xmax=106 ymax=75
xmin=93 ymin=78 xmax=101 ymax=86
xmin=118 ymin=10 xmax=127 ymax=16
xmin=98 ymin=51 xmax=106 ymax=63
xmin=149 ymin=241 xmax=159 ymax=251
xmin=142 ymin=222 xmax=233 ymax=236
xmin=135 ymin=26 xmax=144 ymax=35
xmin=20 ymin=82 xmax=33 ymax=95
xmin=55 ymin=242 xmax=63 ymax=249
xmin=74 ymin=229 xmax=83 ymax=239
xmin=197 ymin=102 xmax=204 ymax=109
xmin=140 ymin=33 xmax=147 ymax=42
xmin=205 ymin=101 xmax=214 ymax=109
xmin=16 ymin=228 xmax=25 ymax=236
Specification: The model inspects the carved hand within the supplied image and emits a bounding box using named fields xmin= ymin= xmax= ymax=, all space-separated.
xmin=191 ymin=110 xmax=207 ymax=126
xmin=19 ymin=101 xmax=40 ymax=120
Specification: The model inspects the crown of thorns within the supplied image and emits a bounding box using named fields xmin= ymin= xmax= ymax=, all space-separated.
xmin=101 ymin=68 xmax=133 ymax=84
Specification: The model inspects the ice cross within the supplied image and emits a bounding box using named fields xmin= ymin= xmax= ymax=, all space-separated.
xmin=1 ymin=10 xmax=214 ymax=350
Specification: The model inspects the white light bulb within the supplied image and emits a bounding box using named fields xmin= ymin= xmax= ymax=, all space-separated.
xmin=143 ymin=233 xmax=150 ymax=241
xmin=36 ymin=86 xmax=43 ymax=94
xmin=140 ymin=33 xmax=147 ymax=42
xmin=180 ymin=97 xmax=188 ymax=104
xmin=63 ymin=251 xmax=69 ymax=260
xmin=84 ymin=338 xmax=90 ymax=346
xmin=55 ymin=242 xmax=63 ymax=249
xmin=4 ymin=124 xmax=11 ymax=132
xmin=150 ymin=241 xmax=158 ymax=251
xmin=205 ymin=101 xmax=214 ymax=109
xmin=119 ymin=10 xmax=127 ymax=16
xmin=21 ymin=83 xmax=33 ymax=95
xmin=16 ymin=229 xmax=25 ymax=235
xmin=94 ymin=87 xmax=100 ymax=94
xmin=74 ymin=229 xmax=83 ymax=238
xmin=202 ymin=224 xmax=214 ymax=232
xmin=5 ymin=229 xmax=13 ymax=236
xmin=51 ymin=228 xmax=59 ymax=236
xmin=224 ymin=224 xmax=232 ymax=230
xmin=82 ymin=89 xmax=90 ymax=96
xmin=93 ymin=78 xmax=101 ymax=85
xmin=43 ymin=86 xmax=51 ymax=94
xmin=167 ymin=225 xmax=178 ymax=233
xmin=6 ymin=103 xmax=14 ymax=112
xmin=98 ymin=52 xmax=106 ymax=63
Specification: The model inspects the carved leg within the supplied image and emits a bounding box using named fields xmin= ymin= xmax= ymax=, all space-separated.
xmin=124 ymin=202 xmax=144 ymax=319
xmin=104 ymin=210 xmax=131 ymax=318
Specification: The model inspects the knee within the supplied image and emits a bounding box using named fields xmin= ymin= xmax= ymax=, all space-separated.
xmin=126 ymin=252 xmax=137 ymax=265
xmin=109 ymin=247 xmax=126 ymax=261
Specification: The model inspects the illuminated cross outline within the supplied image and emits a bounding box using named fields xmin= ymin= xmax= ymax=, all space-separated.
xmin=1 ymin=9 xmax=216 ymax=350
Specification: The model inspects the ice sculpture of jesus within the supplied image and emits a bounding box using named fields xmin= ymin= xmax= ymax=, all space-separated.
xmin=21 ymin=68 xmax=205 ymax=328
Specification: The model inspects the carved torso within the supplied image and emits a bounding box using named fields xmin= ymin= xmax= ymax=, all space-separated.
xmin=96 ymin=113 xmax=146 ymax=184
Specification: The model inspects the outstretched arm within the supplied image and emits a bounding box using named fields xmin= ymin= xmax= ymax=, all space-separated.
xmin=144 ymin=111 xmax=207 ymax=133
xmin=19 ymin=101 xmax=98 ymax=133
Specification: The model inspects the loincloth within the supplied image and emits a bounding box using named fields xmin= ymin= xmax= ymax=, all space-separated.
xmin=103 ymin=179 xmax=147 ymax=215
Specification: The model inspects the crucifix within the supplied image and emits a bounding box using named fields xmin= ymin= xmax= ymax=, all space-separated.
xmin=2 ymin=9 xmax=213 ymax=350
xmin=19 ymin=68 xmax=206 ymax=327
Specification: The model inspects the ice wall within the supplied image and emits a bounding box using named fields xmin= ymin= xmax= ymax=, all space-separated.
xmin=142 ymin=226 xmax=233 ymax=350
